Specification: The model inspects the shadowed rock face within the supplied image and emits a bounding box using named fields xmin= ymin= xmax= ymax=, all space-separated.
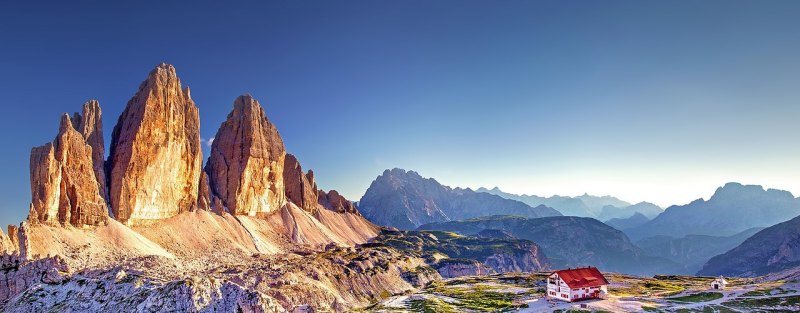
xmin=107 ymin=63 xmax=203 ymax=225
xmin=283 ymin=154 xmax=319 ymax=214
xmin=699 ymin=215 xmax=800 ymax=277
xmin=71 ymin=100 xmax=106 ymax=201
xmin=29 ymin=114 xmax=108 ymax=227
xmin=205 ymin=95 xmax=287 ymax=216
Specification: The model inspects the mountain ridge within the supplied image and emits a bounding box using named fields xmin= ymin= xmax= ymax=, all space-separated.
xmin=476 ymin=186 xmax=662 ymax=220
xmin=358 ymin=169 xmax=561 ymax=229
xmin=626 ymin=182 xmax=800 ymax=240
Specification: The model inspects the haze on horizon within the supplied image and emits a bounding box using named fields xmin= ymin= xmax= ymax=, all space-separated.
xmin=1 ymin=1 xmax=799 ymax=226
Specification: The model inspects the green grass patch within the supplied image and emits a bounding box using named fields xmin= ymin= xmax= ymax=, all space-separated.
xmin=667 ymin=292 xmax=723 ymax=303
xmin=408 ymin=298 xmax=460 ymax=313
xmin=723 ymin=295 xmax=800 ymax=309
xmin=425 ymin=281 xmax=522 ymax=312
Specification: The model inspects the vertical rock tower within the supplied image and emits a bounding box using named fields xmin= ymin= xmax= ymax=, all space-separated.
xmin=283 ymin=154 xmax=320 ymax=214
xmin=205 ymin=95 xmax=287 ymax=216
xmin=71 ymin=100 xmax=106 ymax=200
xmin=29 ymin=112 xmax=108 ymax=226
xmin=107 ymin=63 xmax=203 ymax=225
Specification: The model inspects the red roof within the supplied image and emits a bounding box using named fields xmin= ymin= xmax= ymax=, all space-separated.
xmin=552 ymin=267 xmax=609 ymax=289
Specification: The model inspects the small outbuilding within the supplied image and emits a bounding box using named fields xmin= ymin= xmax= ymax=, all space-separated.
xmin=710 ymin=276 xmax=727 ymax=290
xmin=546 ymin=267 xmax=609 ymax=302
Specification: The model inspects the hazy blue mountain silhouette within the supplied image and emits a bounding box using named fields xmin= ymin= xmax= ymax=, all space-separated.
xmin=358 ymin=169 xmax=561 ymax=229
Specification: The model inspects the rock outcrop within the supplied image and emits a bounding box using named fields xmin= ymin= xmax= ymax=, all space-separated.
xmin=29 ymin=114 xmax=108 ymax=227
xmin=318 ymin=189 xmax=359 ymax=214
xmin=0 ymin=256 xmax=69 ymax=302
xmin=205 ymin=95 xmax=286 ymax=216
xmin=107 ymin=63 xmax=203 ymax=225
xmin=283 ymin=154 xmax=319 ymax=214
xmin=434 ymin=259 xmax=493 ymax=278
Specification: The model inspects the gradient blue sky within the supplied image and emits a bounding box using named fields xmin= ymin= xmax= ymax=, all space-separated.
xmin=1 ymin=1 xmax=799 ymax=227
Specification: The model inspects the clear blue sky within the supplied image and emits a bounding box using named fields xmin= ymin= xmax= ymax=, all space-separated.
xmin=2 ymin=1 xmax=799 ymax=227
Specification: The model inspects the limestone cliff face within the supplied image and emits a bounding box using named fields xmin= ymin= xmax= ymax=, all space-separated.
xmin=205 ymin=95 xmax=286 ymax=216
xmin=107 ymin=63 xmax=203 ymax=225
xmin=71 ymin=100 xmax=106 ymax=201
xmin=29 ymin=114 xmax=108 ymax=227
xmin=283 ymin=154 xmax=319 ymax=214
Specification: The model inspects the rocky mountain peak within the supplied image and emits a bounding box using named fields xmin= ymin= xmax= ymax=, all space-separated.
xmin=710 ymin=182 xmax=795 ymax=204
xmin=108 ymin=63 xmax=202 ymax=225
xmin=205 ymin=94 xmax=286 ymax=216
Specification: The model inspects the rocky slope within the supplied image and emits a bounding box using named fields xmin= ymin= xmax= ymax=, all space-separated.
xmin=107 ymin=63 xmax=203 ymax=225
xmin=363 ymin=229 xmax=550 ymax=277
xmin=418 ymin=215 xmax=677 ymax=275
xmin=359 ymin=169 xmax=561 ymax=229
xmin=636 ymin=227 xmax=763 ymax=275
xmin=698 ymin=214 xmax=800 ymax=277
xmin=626 ymin=183 xmax=800 ymax=240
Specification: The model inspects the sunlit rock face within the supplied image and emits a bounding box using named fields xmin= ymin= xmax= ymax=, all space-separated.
xmin=107 ymin=63 xmax=203 ymax=225
xmin=205 ymin=95 xmax=287 ymax=216
xmin=283 ymin=154 xmax=319 ymax=214
xmin=29 ymin=114 xmax=108 ymax=227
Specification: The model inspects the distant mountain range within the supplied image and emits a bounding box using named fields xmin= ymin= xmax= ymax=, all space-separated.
xmin=636 ymin=227 xmax=764 ymax=275
xmin=605 ymin=212 xmax=650 ymax=231
xmin=476 ymin=187 xmax=662 ymax=220
xmin=359 ymin=170 xmax=800 ymax=277
xmin=625 ymin=183 xmax=800 ymax=240
xmin=358 ymin=169 xmax=561 ymax=229
xmin=698 ymin=215 xmax=800 ymax=277
xmin=417 ymin=215 xmax=677 ymax=275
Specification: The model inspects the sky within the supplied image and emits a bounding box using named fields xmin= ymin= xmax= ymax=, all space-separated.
xmin=1 ymin=1 xmax=799 ymax=227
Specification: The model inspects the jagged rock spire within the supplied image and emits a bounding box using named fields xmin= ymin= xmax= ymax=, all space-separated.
xmin=71 ymin=100 xmax=106 ymax=201
xmin=283 ymin=154 xmax=319 ymax=214
xmin=107 ymin=63 xmax=203 ymax=225
xmin=29 ymin=112 xmax=108 ymax=226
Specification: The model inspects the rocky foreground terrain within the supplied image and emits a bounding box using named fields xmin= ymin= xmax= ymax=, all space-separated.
xmin=0 ymin=64 xmax=549 ymax=312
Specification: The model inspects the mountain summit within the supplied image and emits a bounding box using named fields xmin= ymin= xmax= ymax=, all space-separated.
xmin=107 ymin=63 xmax=203 ymax=225
xmin=358 ymin=169 xmax=561 ymax=229
xmin=626 ymin=182 xmax=800 ymax=240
